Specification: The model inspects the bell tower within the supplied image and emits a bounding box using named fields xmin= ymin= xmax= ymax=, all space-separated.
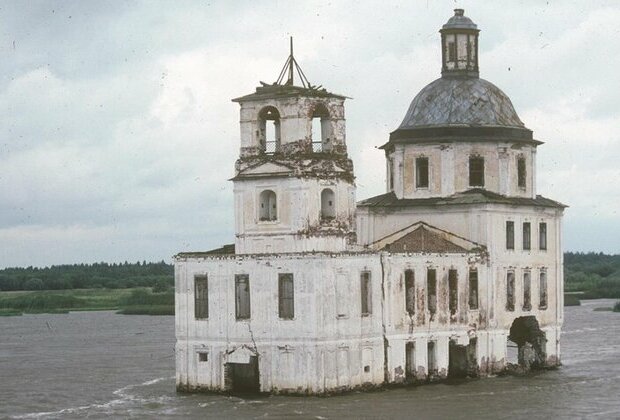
xmin=231 ymin=39 xmax=356 ymax=254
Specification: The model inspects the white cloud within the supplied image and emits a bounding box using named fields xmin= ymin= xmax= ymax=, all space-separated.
xmin=0 ymin=0 xmax=618 ymax=267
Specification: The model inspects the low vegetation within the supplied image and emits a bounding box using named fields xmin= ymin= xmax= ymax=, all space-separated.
xmin=614 ymin=301 xmax=620 ymax=312
xmin=0 ymin=288 xmax=174 ymax=316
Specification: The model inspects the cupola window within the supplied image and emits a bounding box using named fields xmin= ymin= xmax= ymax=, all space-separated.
xmin=311 ymin=103 xmax=331 ymax=153
xmin=258 ymin=106 xmax=281 ymax=154
xmin=320 ymin=188 xmax=336 ymax=220
xmin=469 ymin=156 xmax=484 ymax=187
xmin=259 ymin=190 xmax=277 ymax=221
xmin=517 ymin=157 xmax=526 ymax=189
xmin=415 ymin=157 xmax=429 ymax=188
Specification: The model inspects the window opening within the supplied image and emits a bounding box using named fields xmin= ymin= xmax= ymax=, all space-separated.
xmin=469 ymin=156 xmax=484 ymax=187
xmin=428 ymin=341 xmax=437 ymax=375
xmin=506 ymin=271 xmax=515 ymax=311
xmin=405 ymin=269 xmax=415 ymax=316
xmin=311 ymin=103 xmax=330 ymax=152
xmin=258 ymin=106 xmax=281 ymax=154
xmin=405 ymin=342 xmax=416 ymax=381
xmin=259 ymin=190 xmax=277 ymax=221
xmin=198 ymin=352 xmax=209 ymax=362
xmin=517 ymin=157 xmax=526 ymax=188
xmin=278 ymin=273 xmax=294 ymax=319
xmin=523 ymin=271 xmax=531 ymax=311
xmin=388 ymin=159 xmax=394 ymax=191
xmin=361 ymin=271 xmax=372 ymax=316
xmin=416 ymin=157 xmax=429 ymax=188
xmin=468 ymin=269 xmax=478 ymax=310
xmin=320 ymin=188 xmax=335 ymax=220
xmin=448 ymin=269 xmax=458 ymax=316
xmin=539 ymin=222 xmax=547 ymax=250
xmin=448 ymin=42 xmax=456 ymax=62
xmin=427 ymin=268 xmax=437 ymax=315
xmin=235 ymin=274 xmax=251 ymax=320
xmin=539 ymin=271 xmax=548 ymax=309
xmin=506 ymin=221 xmax=515 ymax=250
xmin=523 ymin=222 xmax=531 ymax=250
xmin=194 ymin=274 xmax=208 ymax=319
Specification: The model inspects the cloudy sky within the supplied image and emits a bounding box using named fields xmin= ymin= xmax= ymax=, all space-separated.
xmin=0 ymin=0 xmax=618 ymax=268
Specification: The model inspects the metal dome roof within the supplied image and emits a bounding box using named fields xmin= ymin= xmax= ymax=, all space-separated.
xmin=397 ymin=77 xmax=525 ymax=130
xmin=442 ymin=9 xmax=478 ymax=30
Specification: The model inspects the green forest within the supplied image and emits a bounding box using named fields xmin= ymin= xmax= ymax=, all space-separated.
xmin=0 ymin=252 xmax=619 ymax=315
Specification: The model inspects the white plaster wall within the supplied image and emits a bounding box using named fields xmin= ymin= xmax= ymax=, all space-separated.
xmin=234 ymin=177 xmax=355 ymax=254
xmin=175 ymin=253 xmax=386 ymax=393
xmin=236 ymin=96 xmax=346 ymax=151
xmin=388 ymin=141 xmax=537 ymax=199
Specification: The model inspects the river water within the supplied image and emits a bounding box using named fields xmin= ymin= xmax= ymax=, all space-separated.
xmin=1 ymin=300 xmax=619 ymax=419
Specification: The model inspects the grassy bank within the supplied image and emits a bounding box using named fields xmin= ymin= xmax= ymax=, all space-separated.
xmin=564 ymin=294 xmax=581 ymax=306
xmin=0 ymin=288 xmax=174 ymax=316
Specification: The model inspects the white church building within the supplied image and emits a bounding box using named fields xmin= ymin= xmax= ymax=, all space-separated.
xmin=175 ymin=9 xmax=566 ymax=394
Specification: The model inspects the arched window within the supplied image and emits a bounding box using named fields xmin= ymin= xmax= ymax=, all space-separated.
xmin=259 ymin=190 xmax=277 ymax=221
xmin=258 ymin=106 xmax=281 ymax=154
xmin=311 ymin=103 xmax=331 ymax=152
xmin=320 ymin=188 xmax=335 ymax=220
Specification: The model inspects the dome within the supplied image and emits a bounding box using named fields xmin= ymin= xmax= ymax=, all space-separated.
xmin=397 ymin=77 xmax=525 ymax=130
xmin=442 ymin=9 xmax=477 ymax=30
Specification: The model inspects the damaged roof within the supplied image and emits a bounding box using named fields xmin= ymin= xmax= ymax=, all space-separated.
xmin=357 ymin=189 xmax=567 ymax=209
xmin=176 ymin=244 xmax=235 ymax=258
xmin=232 ymin=84 xmax=347 ymax=103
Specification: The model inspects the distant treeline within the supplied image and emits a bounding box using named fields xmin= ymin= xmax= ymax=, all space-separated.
xmin=1 ymin=253 xmax=620 ymax=299
xmin=565 ymin=252 xmax=620 ymax=299
xmin=0 ymin=261 xmax=173 ymax=292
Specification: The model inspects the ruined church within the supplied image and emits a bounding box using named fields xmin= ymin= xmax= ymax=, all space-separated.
xmin=175 ymin=9 xmax=566 ymax=394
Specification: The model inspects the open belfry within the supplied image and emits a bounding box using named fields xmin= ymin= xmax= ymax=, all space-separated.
xmin=175 ymin=9 xmax=566 ymax=394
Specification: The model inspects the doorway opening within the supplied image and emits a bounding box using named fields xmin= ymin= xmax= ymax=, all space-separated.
xmin=224 ymin=356 xmax=260 ymax=393
xmin=508 ymin=316 xmax=547 ymax=370
xmin=448 ymin=337 xmax=477 ymax=378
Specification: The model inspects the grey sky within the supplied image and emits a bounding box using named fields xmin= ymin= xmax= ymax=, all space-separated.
xmin=1 ymin=0 xmax=618 ymax=268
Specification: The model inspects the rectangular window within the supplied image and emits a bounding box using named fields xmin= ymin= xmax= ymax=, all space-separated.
xmin=539 ymin=271 xmax=548 ymax=309
xmin=448 ymin=42 xmax=456 ymax=62
xmin=523 ymin=222 xmax=531 ymax=250
xmin=448 ymin=269 xmax=458 ymax=316
xmin=415 ymin=157 xmax=429 ymax=188
xmin=198 ymin=352 xmax=208 ymax=362
xmin=235 ymin=274 xmax=251 ymax=320
xmin=468 ymin=269 xmax=479 ymax=310
xmin=469 ymin=156 xmax=484 ymax=187
xmin=405 ymin=269 xmax=415 ymax=315
xmin=523 ymin=271 xmax=531 ymax=311
xmin=278 ymin=273 xmax=294 ymax=319
xmin=506 ymin=271 xmax=515 ymax=311
xmin=427 ymin=268 xmax=437 ymax=315
xmin=388 ymin=159 xmax=394 ymax=191
xmin=360 ymin=271 xmax=372 ymax=316
xmin=517 ymin=157 xmax=526 ymax=188
xmin=194 ymin=274 xmax=208 ymax=319
xmin=428 ymin=341 xmax=437 ymax=373
xmin=405 ymin=342 xmax=416 ymax=381
xmin=539 ymin=222 xmax=547 ymax=250
xmin=506 ymin=221 xmax=515 ymax=250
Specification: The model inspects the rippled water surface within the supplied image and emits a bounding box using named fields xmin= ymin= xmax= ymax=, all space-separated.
xmin=1 ymin=300 xmax=620 ymax=419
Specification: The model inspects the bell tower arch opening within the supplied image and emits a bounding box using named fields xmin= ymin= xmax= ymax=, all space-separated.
xmin=311 ymin=103 xmax=331 ymax=152
xmin=258 ymin=106 xmax=281 ymax=154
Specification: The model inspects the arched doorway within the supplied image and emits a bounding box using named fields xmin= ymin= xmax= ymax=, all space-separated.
xmin=507 ymin=316 xmax=547 ymax=370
